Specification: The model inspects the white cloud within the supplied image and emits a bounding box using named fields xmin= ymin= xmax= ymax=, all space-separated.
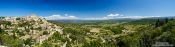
xmin=107 ymin=13 xmax=120 ymax=17
xmin=43 ymin=14 xmax=78 ymax=20
xmin=116 ymin=16 xmax=146 ymax=19
xmin=68 ymin=16 xmax=77 ymax=18
xmin=82 ymin=17 xmax=110 ymax=20
xmin=116 ymin=16 xmax=161 ymax=19
xmin=43 ymin=13 xmax=162 ymax=20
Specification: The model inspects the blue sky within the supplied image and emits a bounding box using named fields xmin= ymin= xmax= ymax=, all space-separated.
xmin=1 ymin=0 xmax=175 ymax=20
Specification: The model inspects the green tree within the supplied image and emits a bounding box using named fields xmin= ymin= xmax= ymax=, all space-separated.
xmin=24 ymin=38 xmax=32 ymax=46
xmin=16 ymin=18 xmax=20 ymax=20
xmin=42 ymin=42 xmax=52 ymax=47
xmin=110 ymin=26 xmax=123 ymax=34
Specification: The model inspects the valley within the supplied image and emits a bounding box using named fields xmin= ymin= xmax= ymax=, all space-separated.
xmin=1 ymin=15 xmax=174 ymax=47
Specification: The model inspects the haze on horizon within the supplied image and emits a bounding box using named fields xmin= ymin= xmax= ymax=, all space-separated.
xmin=0 ymin=0 xmax=175 ymax=20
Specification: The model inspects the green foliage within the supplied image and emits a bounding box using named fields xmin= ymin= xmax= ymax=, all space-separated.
xmin=0 ymin=34 xmax=23 ymax=47
xmin=110 ymin=26 xmax=124 ymax=34
xmin=82 ymin=40 xmax=102 ymax=47
xmin=41 ymin=42 xmax=52 ymax=47
xmin=116 ymin=33 xmax=140 ymax=47
xmin=16 ymin=31 xmax=25 ymax=36
xmin=1 ymin=17 xmax=175 ymax=47
xmin=16 ymin=18 xmax=20 ymax=20
xmin=43 ymin=31 xmax=48 ymax=35
xmin=18 ymin=22 xmax=31 ymax=27
xmin=24 ymin=38 xmax=32 ymax=46
xmin=0 ymin=21 xmax=11 ymax=25
xmin=0 ymin=28 xmax=4 ymax=33
xmin=63 ymin=28 xmax=87 ymax=44
xmin=155 ymin=18 xmax=171 ymax=28
xmin=51 ymin=32 xmax=66 ymax=42
xmin=0 ymin=17 xmax=5 ymax=19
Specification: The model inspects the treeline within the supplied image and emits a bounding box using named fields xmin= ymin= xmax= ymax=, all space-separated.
xmin=116 ymin=18 xmax=175 ymax=47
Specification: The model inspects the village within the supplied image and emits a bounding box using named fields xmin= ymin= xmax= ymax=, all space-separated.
xmin=0 ymin=15 xmax=64 ymax=47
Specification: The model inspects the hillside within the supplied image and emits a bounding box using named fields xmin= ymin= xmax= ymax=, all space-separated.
xmin=0 ymin=16 xmax=175 ymax=47
xmin=0 ymin=15 xmax=63 ymax=47
xmin=49 ymin=17 xmax=175 ymax=47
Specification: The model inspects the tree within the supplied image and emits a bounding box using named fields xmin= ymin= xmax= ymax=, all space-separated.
xmin=0 ymin=17 xmax=5 ymax=19
xmin=82 ymin=40 xmax=102 ymax=47
xmin=2 ymin=21 xmax=11 ymax=25
xmin=43 ymin=31 xmax=48 ymax=35
xmin=24 ymin=38 xmax=32 ymax=46
xmin=155 ymin=19 xmax=166 ymax=28
xmin=155 ymin=19 xmax=160 ymax=27
xmin=0 ymin=28 xmax=3 ymax=33
xmin=165 ymin=18 xmax=168 ymax=23
xmin=110 ymin=26 xmax=124 ymax=34
xmin=16 ymin=18 xmax=20 ymax=20
xmin=42 ymin=42 xmax=52 ymax=47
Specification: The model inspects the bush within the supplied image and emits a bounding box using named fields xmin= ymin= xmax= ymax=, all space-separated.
xmin=16 ymin=18 xmax=20 ymax=20
xmin=24 ymin=38 xmax=32 ymax=46
xmin=43 ymin=31 xmax=48 ymax=35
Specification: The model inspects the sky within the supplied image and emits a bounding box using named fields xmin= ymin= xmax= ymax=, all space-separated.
xmin=0 ymin=0 xmax=175 ymax=20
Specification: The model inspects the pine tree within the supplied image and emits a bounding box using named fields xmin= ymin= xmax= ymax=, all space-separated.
xmin=165 ymin=18 xmax=168 ymax=23
xmin=0 ymin=28 xmax=3 ymax=33
xmin=155 ymin=19 xmax=160 ymax=27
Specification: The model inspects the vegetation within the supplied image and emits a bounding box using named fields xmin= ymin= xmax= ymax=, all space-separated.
xmin=0 ymin=16 xmax=175 ymax=47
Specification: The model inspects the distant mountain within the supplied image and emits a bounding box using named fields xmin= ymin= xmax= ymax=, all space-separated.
xmin=48 ymin=16 xmax=175 ymax=23
xmin=48 ymin=18 xmax=138 ymax=23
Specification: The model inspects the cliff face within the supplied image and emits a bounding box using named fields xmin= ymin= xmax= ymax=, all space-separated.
xmin=0 ymin=15 xmax=63 ymax=46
